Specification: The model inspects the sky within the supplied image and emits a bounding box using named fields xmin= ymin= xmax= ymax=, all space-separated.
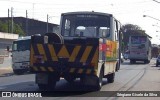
xmin=0 ymin=0 xmax=160 ymax=44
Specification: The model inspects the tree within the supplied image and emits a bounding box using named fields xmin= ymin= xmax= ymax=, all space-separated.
xmin=14 ymin=23 xmax=24 ymax=36
xmin=0 ymin=20 xmax=25 ymax=36
xmin=0 ymin=21 xmax=8 ymax=32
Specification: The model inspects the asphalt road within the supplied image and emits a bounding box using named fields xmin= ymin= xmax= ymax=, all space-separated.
xmin=0 ymin=59 xmax=160 ymax=100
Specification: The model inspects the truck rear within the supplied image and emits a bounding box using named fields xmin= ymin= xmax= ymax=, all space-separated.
xmin=30 ymin=12 xmax=122 ymax=91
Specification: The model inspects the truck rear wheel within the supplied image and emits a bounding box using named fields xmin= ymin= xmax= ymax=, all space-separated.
xmin=13 ymin=69 xmax=25 ymax=75
xmin=115 ymin=62 xmax=120 ymax=71
xmin=107 ymin=73 xmax=115 ymax=83
xmin=130 ymin=60 xmax=135 ymax=64
xmin=95 ymin=67 xmax=104 ymax=90
xmin=38 ymin=81 xmax=56 ymax=91
xmin=64 ymin=75 xmax=76 ymax=83
xmin=37 ymin=74 xmax=57 ymax=91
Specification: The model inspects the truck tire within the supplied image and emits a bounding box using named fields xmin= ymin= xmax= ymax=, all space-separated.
xmin=95 ymin=67 xmax=104 ymax=91
xmin=116 ymin=62 xmax=120 ymax=71
xmin=38 ymin=80 xmax=56 ymax=91
xmin=64 ymin=75 xmax=76 ymax=83
xmin=37 ymin=74 xmax=57 ymax=91
xmin=144 ymin=60 xmax=147 ymax=64
xmin=130 ymin=60 xmax=135 ymax=64
xmin=107 ymin=73 xmax=115 ymax=83
xmin=13 ymin=69 xmax=25 ymax=75
xmin=38 ymin=84 xmax=48 ymax=90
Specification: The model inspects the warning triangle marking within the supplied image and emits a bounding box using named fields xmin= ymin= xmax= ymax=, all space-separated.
xmin=57 ymin=45 xmax=70 ymax=58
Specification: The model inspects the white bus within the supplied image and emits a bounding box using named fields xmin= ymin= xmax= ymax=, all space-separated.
xmin=128 ymin=35 xmax=152 ymax=64
xmin=12 ymin=36 xmax=31 ymax=74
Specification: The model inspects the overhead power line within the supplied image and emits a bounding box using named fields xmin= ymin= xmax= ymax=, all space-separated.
xmin=153 ymin=0 xmax=160 ymax=3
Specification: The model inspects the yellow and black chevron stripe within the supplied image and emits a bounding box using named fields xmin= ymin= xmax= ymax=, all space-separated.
xmin=30 ymin=43 xmax=98 ymax=74
xmin=30 ymin=66 xmax=97 ymax=75
xmin=30 ymin=66 xmax=54 ymax=72
xmin=69 ymin=68 xmax=97 ymax=75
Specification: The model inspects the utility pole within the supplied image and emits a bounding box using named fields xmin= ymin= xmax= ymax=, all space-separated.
xmin=32 ymin=3 xmax=35 ymax=19
xmin=47 ymin=14 xmax=49 ymax=33
xmin=26 ymin=10 xmax=28 ymax=36
xmin=8 ymin=9 xmax=10 ymax=33
xmin=11 ymin=7 xmax=14 ymax=33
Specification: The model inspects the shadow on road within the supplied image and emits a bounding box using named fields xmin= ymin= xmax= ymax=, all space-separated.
xmin=41 ymin=79 xmax=109 ymax=97
xmin=0 ymin=78 xmax=110 ymax=97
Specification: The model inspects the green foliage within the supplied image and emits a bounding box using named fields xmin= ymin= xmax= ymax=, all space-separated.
xmin=0 ymin=20 xmax=25 ymax=36
xmin=14 ymin=23 xmax=24 ymax=36
xmin=0 ymin=21 xmax=8 ymax=32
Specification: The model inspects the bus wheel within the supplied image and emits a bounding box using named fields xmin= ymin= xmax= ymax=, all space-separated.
xmin=107 ymin=73 xmax=115 ymax=83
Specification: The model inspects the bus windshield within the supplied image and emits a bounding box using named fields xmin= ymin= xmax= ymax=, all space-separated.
xmin=62 ymin=14 xmax=110 ymax=38
xmin=131 ymin=36 xmax=146 ymax=44
xmin=12 ymin=39 xmax=31 ymax=51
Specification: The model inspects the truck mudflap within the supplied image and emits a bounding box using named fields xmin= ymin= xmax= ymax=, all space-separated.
xmin=30 ymin=43 xmax=98 ymax=76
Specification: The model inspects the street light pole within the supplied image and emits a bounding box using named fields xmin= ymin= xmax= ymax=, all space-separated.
xmin=26 ymin=10 xmax=28 ymax=36
xmin=143 ymin=15 xmax=160 ymax=22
